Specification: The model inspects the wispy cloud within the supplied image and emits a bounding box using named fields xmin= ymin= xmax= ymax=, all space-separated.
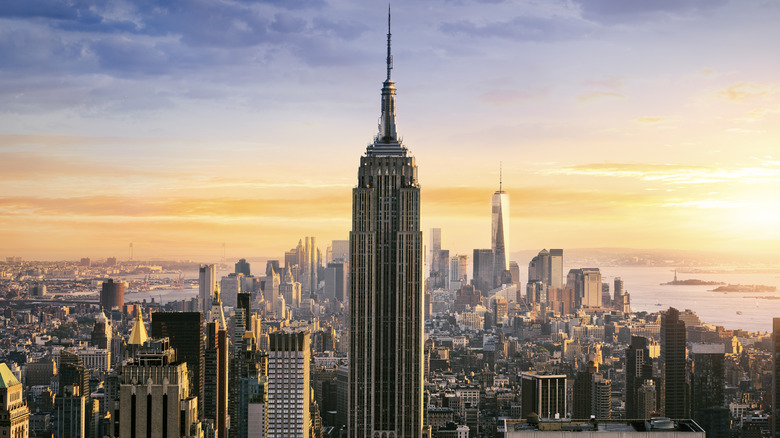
xmin=546 ymin=162 xmax=780 ymax=184
xmin=636 ymin=117 xmax=668 ymax=124
xmin=576 ymin=91 xmax=625 ymax=102
xmin=717 ymin=82 xmax=780 ymax=102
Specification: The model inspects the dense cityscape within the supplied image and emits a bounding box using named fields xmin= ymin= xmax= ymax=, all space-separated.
xmin=2 ymin=3 xmax=780 ymax=438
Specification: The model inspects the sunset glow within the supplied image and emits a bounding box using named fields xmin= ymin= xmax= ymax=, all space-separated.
xmin=1 ymin=1 xmax=779 ymax=261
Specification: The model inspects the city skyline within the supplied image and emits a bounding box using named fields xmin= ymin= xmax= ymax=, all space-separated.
xmin=1 ymin=1 xmax=780 ymax=261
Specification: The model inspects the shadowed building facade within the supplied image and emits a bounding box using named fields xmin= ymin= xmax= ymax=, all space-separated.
xmin=349 ymin=10 xmax=424 ymax=438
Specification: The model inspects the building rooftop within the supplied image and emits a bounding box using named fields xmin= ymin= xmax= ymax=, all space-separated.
xmin=502 ymin=418 xmax=705 ymax=434
xmin=0 ymin=363 xmax=20 ymax=388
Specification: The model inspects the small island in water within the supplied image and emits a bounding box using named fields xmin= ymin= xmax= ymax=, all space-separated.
xmin=661 ymin=270 xmax=726 ymax=286
xmin=710 ymin=284 xmax=777 ymax=293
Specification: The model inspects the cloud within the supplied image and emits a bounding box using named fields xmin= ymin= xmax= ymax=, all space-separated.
xmin=717 ymin=82 xmax=779 ymax=102
xmin=440 ymin=15 xmax=592 ymax=42
xmin=636 ymin=117 xmax=668 ymax=124
xmin=575 ymin=0 xmax=729 ymax=24
xmin=479 ymin=88 xmax=549 ymax=106
xmin=576 ymin=91 xmax=625 ymax=102
xmin=547 ymin=162 xmax=780 ymax=184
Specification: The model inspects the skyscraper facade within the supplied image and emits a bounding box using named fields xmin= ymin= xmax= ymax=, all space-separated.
xmin=661 ymin=307 xmax=687 ymax=419
xmin=491 ymin=182 xmax=509 ymax=284
xmin=625 ymin=336 xmax=653 ymax=419
xmin=268 ymin=331 xmax=311 ymax=438
xmin=772 ymin=318 xmax=779 ymax=438
xmin=199 ymin=264 xmax=216 ymax=314
xmin=150 ymin=312 xmax=204 ymax=418
xmin=349 ymin=11 xmax=424 ymax=437
xmin=0 ymin=363 xmax=30 ymax=438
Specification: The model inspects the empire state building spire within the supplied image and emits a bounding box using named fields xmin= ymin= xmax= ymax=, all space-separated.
xmin=368 ymin=6 xmax=406 ymax=157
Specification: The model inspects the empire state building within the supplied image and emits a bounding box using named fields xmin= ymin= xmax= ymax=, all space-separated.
xmin=349 ymin=11 xmax=424 ymax=438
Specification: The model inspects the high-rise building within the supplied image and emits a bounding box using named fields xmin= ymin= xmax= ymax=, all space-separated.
xmin=323 ymin=262 xmax=345 ymax=302
xmin=573 ymin=362 xmax=611 ymax=420
xmin=151 ymin=312 xmax=204 ymax=418
xmin=771 ymin=318 xmax=779 ymax=438
xmin=473 ymin=249 xmax=494 ymax=296
xmin=0 ymin=363 xmax=30 ymax=438
xmin=330 ymin=240 xmax=350 ymax=263
xmin=118 ymin=338 xmax=202 ymax=438
xmin=520 ymin=372 xmax=567 ymax=419
xmin=219 ymin=273 xmax=242 ymax=308
xmin=661 ymin=307 xmax=687 ymax=419
xmin=491 ymin=179 xmax=509 ymax=285
xmin=268 ymin=331 xmax=311 ymax=438
xmin=625 ymin=336 xmax=654 ymax=419
xmin=204 ymin=321 xmax=228 ymax=438
xmin=566 ymin=268 xmax=602 ymax=309
xmin=690 ymin=343 xmax=727 ymax=438
xmin=54 ymin=384 xmax=86 ymax=438
xmin=429 ymin=228 xmax=442 ymax=277
xmin=199 ymin=264 xmax=217 ymax=314
xmin=100 ymin=279 xmax=125 ymax=311
xmin=349 ymin=11 xmax=424 ymax=437
xmin=90 ymin=310 xmax=112 ymax=350
xmin=235 ymin=258 xmax=251 ymax=276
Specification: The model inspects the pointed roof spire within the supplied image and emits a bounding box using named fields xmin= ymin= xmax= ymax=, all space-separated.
xmin=386 ymin=4 xmax=393 ymax=82
xmin=128 ymin=307 xmax=148 ymax=345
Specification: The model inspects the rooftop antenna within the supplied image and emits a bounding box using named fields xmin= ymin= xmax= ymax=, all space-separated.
xmin=386 ymin=4 xmax=393 ymax=81
xmin=499 ymin=162 xmax=503 ymax=193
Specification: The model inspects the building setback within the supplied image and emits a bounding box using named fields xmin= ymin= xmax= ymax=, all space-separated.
xmin=349 ymin=10 xmax=424 ymax=438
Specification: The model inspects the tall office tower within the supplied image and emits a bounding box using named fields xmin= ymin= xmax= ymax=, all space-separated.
xmin=324 ymin=262 xmax=345 ymax=302
xmin=473 ymin=249 xmax=494 ymax=296
xmin=690 ymin=343 xmax=728 ymax=438
xmin=219 ymin=273 xmax=242 ymax=308
xmin=263 ymin=268 xmax=281 ymax=315
xmin=509 ymin=261 xmax=520 ymax=286
xmin=449 ymin=255 xmax=468 ymax=284
xmin=0 ymin=363 xmax=30 ymax=438
xmin=310 ymin=236 xmax=318 ymax=293
xmin=625 ymin=336 xmax=654 ymax=419
xmin=268 ymin=331 xmax=311 ymax=438
xmin=429 ymin=249 xmax=450 ymax=290
xmin=491 ymin=178 xmax=509 ymax=285
xmin=573 ymin=362 xmax=611 ymax=419
xmin=661 ymin=307 xmax=687 ymax=419
xmin=331 ymin=240 xmax=350 ymax=263
xmin=548 ymin=249 xmax=563 ymax=289
xmin=59 ymin=350 xmax=89 ymax=406
xmin=614 ymin=277 xmax=625 ymax=302
xmin=773 ymin=318 xmax=780 ymax=438
xmin=54 ymin=384 xmax=86 ymax=438
xmin=636 ymin=380 xmax=657 ymax=419
xmin=118 ymin=338 xmax=202 ymax=438
xmin=235 ymin=258 xmax=251 ymax=276
xmin=90 ymin=310 xmax=112 ymax=350
xmin=528 ymin=250 xmax=550 ymax=284
xmin=100 ymin=279 xmax=125 ymax=311
xmin=520 ymin=372 xmax=567 ymax=419
xmin=228 ymin=309 xmax=247 ymax=438
xmin=349 ymin=11 xmax=424 ymax=437
xmin=566 ymin=268 xmax=602 ymax=309
xmin=237 ymin=346 xmax=268 ymax=438
xmin=280 ymin=277 xmax=302 ymax=309
xmin=237 ymin=292 xmax=252 ymax=330
xmin=429 ymin=228 xmax=442 ymax=276
xmin=204 ymin=321 xmax=228 ymax=438
xmin=199 ymin=264 xmax=217 ymax=314
xmin=151 ymin=312 xmax=204 ymax=418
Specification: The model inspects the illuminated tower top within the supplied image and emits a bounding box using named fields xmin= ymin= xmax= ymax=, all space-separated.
xmin=367 ymin=6 xmax=407 ymax=157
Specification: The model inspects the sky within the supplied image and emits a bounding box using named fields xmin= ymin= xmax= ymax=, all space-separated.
xmin=1 ymin=0 xmax=779 ymax=262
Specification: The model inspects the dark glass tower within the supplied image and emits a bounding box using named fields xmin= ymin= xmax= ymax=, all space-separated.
xmin=625 ymin=335 xmax=653 ymax=419
xmin=661 ymin=307 xmax=687 ymax=418
xmin=349 ymin=10 xmax=424 ymax=437
xmin=150 ymin=311 xmax=204 ymax=417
